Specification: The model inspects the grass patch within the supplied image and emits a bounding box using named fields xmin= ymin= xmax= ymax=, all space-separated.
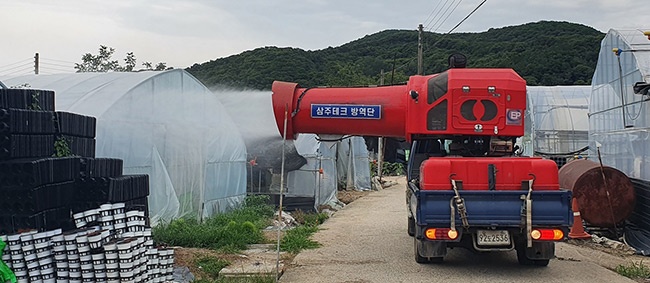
xmin=280 ymin=225 xmax=321 ymax=253
xmin=370 ymin=161 xmax=404 ymax=176
xmin=615 ymin=261 xmax=650 ymax=279
xmin=194 ymin=276 xmax=275 ymax=283
xmin=195 ymin=256 xmax=230 ymax=280
xmin=153 ymin=195 xmax=274 ymax=252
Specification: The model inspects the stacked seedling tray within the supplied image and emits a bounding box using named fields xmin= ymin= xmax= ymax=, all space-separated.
xmin=1 ymin=88 xmax=168 ymax=282
xmin=2 ymin=203 xmax=173 ymax=283
xmin=0 ymin=88 xmax=87 ymax=234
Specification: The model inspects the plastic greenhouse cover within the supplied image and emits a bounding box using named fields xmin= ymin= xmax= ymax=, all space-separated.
xmin=589 ymin=28 xmax=650 ymax=180
xmin=214 ymin=89 xmax=371 ymax=208
xmin=286 ymin=135 xmax=339 ymax=208
xmin=524 ymin=86 xmax=591 ymax=155
xmin=336 ymin=137 xmax=372 ymax=191
xmin=1 ymin=70 xmax=248 ymax=223
xmin=287 ymin=134 xmax=371 ymax=208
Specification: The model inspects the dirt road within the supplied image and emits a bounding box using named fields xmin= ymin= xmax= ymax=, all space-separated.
xmin=280 ymin=176 xmax=641 ymax=283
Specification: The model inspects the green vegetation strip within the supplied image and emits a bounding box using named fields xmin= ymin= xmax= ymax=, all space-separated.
xmin=153 ymin=195 xmax=329 ymax=254
xmin=615 ymin=261 xmax=650 ymax=280
xmin=194 ymin=276 xmax=275 ymax=283
xmin=153 ymin=195 xmax=274 ymax=252
xmin=153 ymin=196 xmax=330 ymax=281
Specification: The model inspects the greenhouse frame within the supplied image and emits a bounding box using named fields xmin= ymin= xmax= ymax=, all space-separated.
xmin=2 ymin=70 xmax=248 ymax=224
xmin=524 ymin=86 xmax=591 ymax=160
xmin=589 ymin=28 xmax=650 ymax=180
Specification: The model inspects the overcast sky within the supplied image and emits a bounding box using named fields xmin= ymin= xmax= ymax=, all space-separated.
xmin=1 ymin=0 xmax=649 ymax=76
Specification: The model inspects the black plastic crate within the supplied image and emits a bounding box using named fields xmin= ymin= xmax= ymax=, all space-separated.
xmin=79 ymin=158 xmax=124 ymax=178
xmin=0 ymin=108 xmax=56 ymax=134
xmin=55 ymin=111 xmax=97 ymax=138
xmin=108 ymin=175 xmax=150 ymax=202
xmin=0 ymin=157 xmax=81 ymax=189
xmin=0 ymin=181 xmax=75 ymax=214
xmin=0 ymin=88 xmax=55 ymax=111
xmin=60 ymin=135 xmax=96 ymax=158
xmin=74 ymin=176 xmax=110 ymax=203
xmin=74 ymin=174 xmax=149 ymax=203
xmin=0 ymin=207 xmax=71 ymax=234
xmin=0 ymin=134 xmax=55 ymax=160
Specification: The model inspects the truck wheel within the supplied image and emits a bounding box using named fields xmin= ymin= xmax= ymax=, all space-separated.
xmin=516 ymin=247 xmax=534 ymax=265
xmin=407 ymin=217 xmax=415 ymax=237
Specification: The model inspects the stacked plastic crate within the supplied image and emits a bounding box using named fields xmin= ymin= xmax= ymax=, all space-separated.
xmin=0 ymin=88 xmax=150 ymax=233
xmin=0 ymin=88 xmax=169 ymax=282
xmin=73 ymin=159 xmax=149 ymax=216
xmin=0 ymin=88 xmax=92 ymax=234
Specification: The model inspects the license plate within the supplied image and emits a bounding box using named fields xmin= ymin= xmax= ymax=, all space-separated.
xmin=477 ymin=230 xmax=511 ymax=246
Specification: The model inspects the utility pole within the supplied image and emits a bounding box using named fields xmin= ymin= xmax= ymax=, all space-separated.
xmin=417 ymin=24 xmax=423 ymax=75
xmin=34 ymin=53 xmax=39 ymax=75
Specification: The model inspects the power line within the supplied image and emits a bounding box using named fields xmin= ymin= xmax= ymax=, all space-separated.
xmin=424 ymin=0 xmax=452 ymax=31
xmin=432 ymin=0 xmax=464 ymax=33
xmin=428 ymin=0 xmax=458 ymax=32
xmin=398 ymin=0 xmax=488 ymax=76
xmin=445 ymin=0 xmax=487 ymax=34
xmin=41 ymin=57 xmax=76 ymax=64
xmin=41 ymin=61 xmax=74 ymax=69
xmin=431 ymin=0 xmax=488 ymax=48
xmin=423 ymin=1 xmax=445 ymax=29
xmin=0 ymin=62 xmax=32 ymax=73
xmin=0 ymin=66 xmax=33 ymax=76
xmin=0 ymin=58 xmax=32 ymax=70
xmin=40 ymin=66 xmax=74 ymax=73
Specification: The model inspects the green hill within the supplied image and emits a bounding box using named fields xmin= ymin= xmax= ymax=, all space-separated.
xmin=187 ymin=21 xmax=604 ymax=90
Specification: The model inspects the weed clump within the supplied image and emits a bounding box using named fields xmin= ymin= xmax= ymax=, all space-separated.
xmin=615 ymin=261 xmax=650 ymax=280
xmin=153 ymin=195 xmax=273 ymax=252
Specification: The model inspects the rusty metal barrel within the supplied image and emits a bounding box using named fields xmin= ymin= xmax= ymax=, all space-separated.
xmin=558 ymin=159 xmax=635 ymax=227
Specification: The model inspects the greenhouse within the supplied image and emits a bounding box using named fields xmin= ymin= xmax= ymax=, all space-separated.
xmin=589 ymin=28 xmax=650 ymax=180
xmin=215 ymin=90 xmax=371 ymax=211
xmin=524 ymin=86 xmax=591 ymax=160
xmin=1 ymin=69 xmax=248 ymax=224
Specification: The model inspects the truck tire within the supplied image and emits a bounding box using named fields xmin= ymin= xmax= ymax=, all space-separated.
xmin=414 ymin=237 xmax=443 ymax=264
xmin=408 ymin=217 xmax=415 ymax=237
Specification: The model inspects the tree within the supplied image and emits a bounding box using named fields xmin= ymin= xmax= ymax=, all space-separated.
xmin=141 ymin=62 xmax=169 ymax=71
xmin=74 ymin=45 xmax=119 ymax=72
xmin=122 ymin=52 xmax=137 ymax=72
xmin=75 ymin=45 xmax=171 ymax=73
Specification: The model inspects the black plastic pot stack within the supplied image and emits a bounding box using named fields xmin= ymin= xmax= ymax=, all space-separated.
xmin=2 ymin=203 xmax=174 ymax=283
xmin=0 ymin=88 xmax=84 ymax=234
xmin=73 ymin=159 xmax=149 ymax=216
xmin=0 ymin=88 xmax=150 ymax=235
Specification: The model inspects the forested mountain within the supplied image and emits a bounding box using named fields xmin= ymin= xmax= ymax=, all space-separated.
xmin=187 ymin=21 xmax=604 ymax=90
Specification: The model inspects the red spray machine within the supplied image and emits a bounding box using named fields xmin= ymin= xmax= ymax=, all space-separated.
xmin=270 ymin=65 xmax=572 ymax=266
xmin=272 ymin=68 xmax=527 ymax=140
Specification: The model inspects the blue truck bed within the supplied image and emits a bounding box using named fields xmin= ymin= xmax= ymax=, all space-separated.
xmin=413 ymin=188 xmax=573 ymax=228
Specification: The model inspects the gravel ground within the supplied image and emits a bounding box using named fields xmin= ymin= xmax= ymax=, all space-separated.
xmin=172 ymin=266 xmax=195 ymax=283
